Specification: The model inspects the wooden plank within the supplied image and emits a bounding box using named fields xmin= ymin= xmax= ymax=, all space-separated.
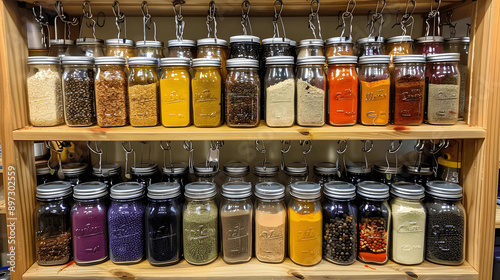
xmin=0 ymin=185 xmax=5 ymax=214
xmin=12 ymin=122 xmax=486 ymax=141
xmin=496 ymin=205 xmax=500 ymax=229
xmin=23 ymin=259 xmax=478 ymax=280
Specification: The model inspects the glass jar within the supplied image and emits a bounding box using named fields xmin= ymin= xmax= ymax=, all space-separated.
xmin=358 ymin=55 xmax=391 ymax=125
xmin=130 ymin=162 xmax=160 ymax=188
xmin=48 ymin=39 xmax=75 ymax=57
xmin=403 ymin=161 xmax=434 ymax=187
xmin=437 ymin=157 xmax=461 ymax=183
xmin=357 ymin=181 xmax=391 ymax=264
xmin=297 ymin=39 xmax=324 ymax=58
xmin=386 ymin=35 xmax=413 ymax=71
xmin=159 ymin=57 xmax=191 ymax=127
xmin=229 ymin=35 xmax=261 ymax=60
xmin=105 ymin=39 xmax=136 ymax=62
xmin=357 ymin=37 xmax=385 ymax=57
xmin=222 ymin=161 xmax=250 ymax=184
xmin=426 ymin=53 xmax=460 ymax=125
xmin=284 ymin=162 xmax=309 ymax=203
xmin=264 ymin=56 xmax=295 ymax=127
xmin=136 ymin=40 xmax=165 ymax=61
xmin=220 ymin=182 xmax=253 ymax=264
xmin=296 ymin=56 xmax=327 ymax=126
xmin=76 ymin=38 xmax=105 ymax=57
xmin=445 ymin=37 xmax=469 ymax=120
xmin=94 ymin=57 xmax=128 ymax=127
xmin=36 ymin=160 xmax=56 ymax=185
xmin=27 ymin=56 xmax=64 ymax=126
xmin=108 ymin=182 xmax=146 ymax=264
xmin=345 ymin=162 xmax=373 ymax=184
xmin=145 ymin=182 xmax=182 ymax=266
xmin=183 ymin=182 xmax=219 ymax=265
xmin=327 ymin=56 xmax=358 ymax=126
xmin=373 ymin=161 xmax=403 ymax=187
xmin=253 ymin=162 xmax=280 ymax=185
xmin=197 ymin=38 xmax=228 ymax=80
xmin=325 ymin=36 xmax=354 ymax=57
xmin=167 ymin=39 xmax=197 ymax=59
xmin=92 ymin=163 xmax=123 ymax=188
xmin=322 ymin=181 xmax=357 ymax=265
xmin=313 ymin=162 xmax=339 ymax=187
xmin=162 ymin=162 xmax=189 ymax=190
xmin=425 ymin=181 xmax=465 ymax=265
xmin=225 ymin=58 xmax=260 ymax=127
xmin=61 ymin=163 xmax=89 ymax=187
xmin=71 ymin=182 xmax=108 ymax=265
xmin=61 ymin=56 xmax=96 ymax=127
xmin=415 ymin=36 xmax=444 ymax=56
xmin=193 ymin=162 xmax=220 ymax=202
xmin=288 ymin=182 xmax=323 ymax=266
xmin=128 ymin=57 xmax=159 ymax=126
xmin=262 ymin=37 xmax=292 ymax=58
xmin=191 ymin=58 xmax=223 ymax=127
xmin=392 ymin=55 xmax=426 ymax=125
xmin=390 ymin=182 xmax=426 ymax=265
xmin=35 ymin=181 xmax=73 ymax=266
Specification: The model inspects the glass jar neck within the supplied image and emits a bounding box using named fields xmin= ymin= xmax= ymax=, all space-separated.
xmin=291 ymin=196 xmax=320 ymax=203
xmin=37 ymin=194 xmax=72 ymax=202
xmin=148 ymin=196 xmax=180 ymax=203
xmin=324 ymin=196 xmax=355 ymax=202
xmin=111 ymin=195 xmax=144 ymax=203
xmin=74 ymin=197 xmax=107 ymax=203
xmin=185 ymin=196 xmax=216 ymax=202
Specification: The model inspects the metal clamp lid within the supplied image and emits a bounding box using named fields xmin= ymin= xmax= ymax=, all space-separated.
xmin=92 ymin=162 xmax=122 ymax=177
xmin=160 ymin=57 xmax=191 ymax=67
xmin=324 ymin=181 xmax=356 ymax=199
xmin=222 ymin=181 xmax=252 ymax=199
xmin=426 ymin=180 xmax=462 ymax=199
xmin=223 ymin=161 xmax=250 ymax=175
xmin=130 ymin=162 xmax=158 ymax=176
xmin=62 ymin=163 xmax=88 ymax=176
xmin=357 ymin=181 xmax=389 ymax=199
xmin=110 ymin=182 xmax=144 ymax=200
xmin=391 ymin=182 xmax=425 ymax=200
xmin=290 ymin=181 xmax=321 ymax=199
xmin=192 ymin=58 xmax=221 ymax=67
xmin=358 ymin=55 xmax=390 ymax=64
xmin=36 ymin=181 xmax=73 ymax=199
xmin=74 ymin=181 xmax=108 ymax=200
xmin=184 ymin=182 xmax=217 ymax=199
xmin=255 ymin=182 xmax=285 ymax=199
xmin=226 ymin=58 xmax=259 ymax=68
xmin=148 ymin=182 xmax=181 ymax=199
xmin=313 ymin=162 xmax=338 ymax=175
xmin=266 ymin=56 xmax=294 ymax=65
xmin=327 ymin=55 xmax=357 ymax=65
xmin=297 ymin=56 xmax=326 ymax=65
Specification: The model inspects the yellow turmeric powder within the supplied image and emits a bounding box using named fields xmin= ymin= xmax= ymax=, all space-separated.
xmin=160 ymin=66 xmax=191 ymax=127
xmin=288 ymin=205 xmax=322 ymax=266
xmin=359 ymin=79 xmax=391 ymax=125
xmin=191 ymin=66 xmax=222 ymax=127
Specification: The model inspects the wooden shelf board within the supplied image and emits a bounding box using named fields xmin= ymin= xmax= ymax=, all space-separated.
xmin=23 ymin=258 xmax=478 ymax=280
xmin=0 ymin=185 xmax=5 ymax=214
xmin=496 ymin=204 xmax=500 ymax=229
xmin=12 ymin=122 xmax=485 ymax=141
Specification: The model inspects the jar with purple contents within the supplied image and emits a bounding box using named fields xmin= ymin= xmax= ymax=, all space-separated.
xmin=108 ymin=182 xmax=146 ymax=264
xmin=72 ymin=182 xmax=108 ymax=265
xmin=357 ymin=37 xmax=385 ymax=57
xmin=130 ymin=162 xmax=160 ymax=188
xmin=92 ymin=163 xmax=122 ymax=189
xmin=414 ymin=36 xmax=444 ymax=56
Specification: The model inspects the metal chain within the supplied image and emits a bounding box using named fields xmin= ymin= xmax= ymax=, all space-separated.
xmin=113 ymin=1 xmax=127 ymax=39
xmin=206 ymin=1 xmax=218 ymax=39
xmin=142 ymin=1 xmax=157 ymax=42
xmin=272 ymin=0 xmax=286 ymax=39
xmin=173 ymin=0 xmax=186 ymax=41
xmin=32 ymin=2 xmax=50 ymax=48
xmin=241 ymin=0 xmax=252 ymax=35
xmin=308 ymin=0 xmax=322 ymax=40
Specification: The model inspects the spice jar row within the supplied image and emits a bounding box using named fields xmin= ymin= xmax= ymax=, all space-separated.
xmin=35 ymin=179 xmax=465 ymax=267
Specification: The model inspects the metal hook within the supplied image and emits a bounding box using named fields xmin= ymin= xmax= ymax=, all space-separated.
xmin=338 ymin=0 xmax=355 ymax=38
xmin=414 ymin=140 xmax=425 ymax=153
xmin=87 ymin=141 xmax=103 ymax=155
xmin=32 ymin=1 xmax=44 ymax=22
xmin=173 ymin=0 xmax=186 ymax=41
xmin=280 ymin=140 xmax=291 ymax=153
xmin=241 ymin=0 xmax=252 ymax=35
xmin=142 ymin=1 xmax=152 ymax=29
xmin=308 ymin=0 xmax=322 ymax=40
xmin=33 ymin=1 xmax=50 ymax=48
xmin=206 ymin=1 xmax=218 ymax=39
xmin=255 ymin=140 xmax=266 ymax=154
xmin=362 ymin=140 xmax=374 ymax=153
xmin=337 ymin=140 xmax=348 ymax=154
xmin=113 ymin=1 xmax=126 ymax=39
xmin=272 ymin=0 xmax=286 ymax=39
xmin=375 ymin=0 xmax=386 ymax=15
xmin=300 ymin=140 xmax=312 ymax=155
xmin=388 ymin=140 xmax=403 ymax=154
xmin=122 ymin=141 xmax=134 ymax=153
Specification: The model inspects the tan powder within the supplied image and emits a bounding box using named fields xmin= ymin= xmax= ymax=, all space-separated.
xmin=128 ymin=83 xmax=159 ymax=126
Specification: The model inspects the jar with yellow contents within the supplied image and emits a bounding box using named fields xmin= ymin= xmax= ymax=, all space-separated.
xmin=159 ymin=58 xmax=191 ymax=127
xmin=105 ymin=39 xmax=136 ymax=63
xmin=197 ymin=38 xmax=228 ymax=80
xmin=191 ymin=58 xmax=223 ymax=127
xmin=128 ymin=57 xmax=159 ymax=127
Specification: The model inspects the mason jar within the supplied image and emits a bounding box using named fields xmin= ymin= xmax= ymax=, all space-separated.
xmin=60 ymin=163 xmax=89 ymax=187
xmin=136 ymin=40 xmax=165 ymax=62
xmin=221 ymin=161 xmax=251 ymax=185
xmin=108 ymin=182 xmax=146 ymax=264
xmin=296 ymin=56 xmax=326 ymax=126
xmin=94 ymin=57 xmax=128 ymax=127
xmin=92 ymin=163 xmax=122 ymax=188
xmin=183 ymin=182 xmax=218 ymax=265
xmin=130 ymin=162 xmax=160 ymax=188
xmin=357 ymin=37 xmax=385 ymax=57
xmin=61 ymin=56 xmax=96 ymax=127
xmin=264 ymin=56 xmax=295 ymax=127
xmin=27 ymin=56 xmax=64 ymax=126
xmin=373 ymin=161 xmax=403 ymax=187
xmin=35 ymin=181 xmax=73 ymax=266
xmin=297 ymin=39 xmax=324 ymax=58
xmin=128 ymin=57 xmax=159 ymax=127
xmin=192 ymin=162 xmax=220 ymax=203
xmin=145 ymin=182 xmax=182 ymax=266
xmin=426 ymin=53 xmax=460 ymax=125
xmin=288 ymin=182 xmax=322 ymax=266
xmin=313 ymin=162 xmax=339 ymax=188
xmin=76 ymin=38 xmax=105 ymax=57
xmin=162 ymin=162 xmax=189 ymax=190
xmin=197 ymin=38 xmax=229 ymax=79
xmin=167 ymin=39 xmax=197 ymax=59
xmin=283 ymin=162 xmax=309 ymax=203
xmin=253 ymin=162 xmax=280 ymax=185
xmin=357 ymin=181 xmax=391 ymax=264
xmin=48 ymin=39 xmax=76 ymax=57
xmin=36 ymin=160 xmax=56 ymax=185
xmin=345 ymin=162 xmax=373 ymax=185
xmin=105 ymin=39 xmax=136 ymax=62
xmin=445 ymin=37 xmax=469 ymax=120
xmin=191 ymin=58 xmax=223 ymax=127
xmin=71 ymin=182 xmax=108 ymax=265
xmin=159 ymin=57 xmax=191 ymax=127
xmin=425 ymin=181 xmax=465 ymax=265
xmin=403 ymin=161 xmax=434 ymax=187
xmin=386 ymin=35 xmax=413 ymax=71
xmin=415 ymin=36 xmax=444 ymax=56
xmin=327 ymin=56 xmax=358 ymax=126
xmin=325 ymin=36 xmax=354 ymax=57
xmin=229 ymin=35 xmax=261 ymax=60
xmin=322 ymin=181 xmax=357 ymax=265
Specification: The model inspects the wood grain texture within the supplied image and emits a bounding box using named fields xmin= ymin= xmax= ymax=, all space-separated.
xmin=496 ymin=205 xmax=500 ymax=229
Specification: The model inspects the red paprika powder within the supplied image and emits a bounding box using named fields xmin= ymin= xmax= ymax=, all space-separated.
xmin=327 ymin=56 xmax=358 ymax=126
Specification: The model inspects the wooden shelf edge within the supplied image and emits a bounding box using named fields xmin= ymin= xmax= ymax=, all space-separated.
xmin=496 ymin=205 xmax=500 ymax=229
xmin=12 ymin=122 xmax=486 ymax=141
xmin=22 ymin=259 xmax=478 ymax=280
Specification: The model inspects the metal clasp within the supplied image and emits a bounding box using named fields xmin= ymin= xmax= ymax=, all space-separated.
xmin=272 ymin=0 xmax=286 ymax=40
xmin=183 ymin=141 xmax=194 ymax=173
xmin=173 ymin=0 xmax=186 ymax=41
xmin=122 ymin=141 xmax=136 ymax=179
xmin=241 ymin=0 xmax=252 ymax=35
xmin=425 ymin=0 xmax=442 ymax=37
xmin=337 ymin=0 xmax=355 ymax=39
xmin=206 ymin=1 xmax=218 ymax=39
xmin=336 ymin=140 xmax=348 ymax=179
xmin=142 ymin=1 xmax=157 ymax=42
xmin=300 ymin=140 xmax=312 ymax=168
xmin=113 ymin=1 xmax=127 ymax=40
xmin=160 ymin=141 xmax=173 ymax=172
xmin=255 ymin=140 xmax=269 ymax=169
xmin=54 ymin=1 xmax=79 ymax=41
xmin=308 ymin=0 xmax=322 ymax=40
xmin=392 ymin=0 xmax=415 ymax=37
xmin=362 ymin=140 xmax=373 ymax=170
xmin=366 ymin=0 xmax=386 ymax=38
xmin=280 ymin=140 xmax=291 ymax=170
xmin=87 ymin=141 xmax=103 ymax=174
xmin=32 ymin=2 xmax=50 ymax=48
xmin=385 ymin=140 xmax=402 ymax=173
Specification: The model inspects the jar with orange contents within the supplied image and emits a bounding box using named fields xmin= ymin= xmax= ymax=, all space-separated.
xmin=386 ymin=35 xmax=413 ymax=71
xmin=327 ymin=56 xmax=358 ymax=126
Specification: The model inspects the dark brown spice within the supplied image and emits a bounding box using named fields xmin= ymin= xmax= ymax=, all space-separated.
xmin=64 ymin=68 xmax=96 ymax=126
xmin=392 ymin=74 xmax=425 ymax=125
xmin=225 ymin=76 xmax=260 ymax=127
xmin=37 ymin=231 xmax=71 ymax=265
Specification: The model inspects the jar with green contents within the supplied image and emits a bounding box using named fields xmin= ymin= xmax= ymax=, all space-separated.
xmin=159 ymin=57 xmax=191 ymax=127
xmin=191 ymin=58 xmax=223 ymax=127
xmin=128 ymin=57 xmax=159 ymax=127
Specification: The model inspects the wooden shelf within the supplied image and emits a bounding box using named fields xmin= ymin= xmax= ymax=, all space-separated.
xmin=0 ymin=185 xmax=5 ymax=214
xmin=23 ymin=258 xmax=478 ymax=280
xmin=13 ymin=122 xmax=485 ymax=141
xmin=496 ymin=205 xmax=500 ymax=229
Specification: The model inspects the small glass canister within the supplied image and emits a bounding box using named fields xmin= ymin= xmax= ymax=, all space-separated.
xmin=27 ymin=56 xmax=64 ymax=126
xmin=253 ymin=162 xmax=280 ymax=185
xmin=391 ymin=182 xmax=426 ymax=265
xmin=76 ymin=38 xmax=105 ymax=57
xmin=313 ymin=162 xmax=339 ymax=188
xmin=167 ymin=39 xmax=197 ymax=59
xmin=159 ymin=57 xmax=191 ymax=127
xmin=262 ymin=37 xmax=292 ymax=58
xmin=296 ymin=56 xmax=327 ymax=126
xmin=48 ymin=39 xmax=75 ymax=57
xmin=426 ymin=53 xmax=460 ymax=125
xmin=403 ymin=161 xmax=434 ymax=187
xmin=297 ymin=39 xmax=325 ymax=58
xmin=92 ymin=163 xmax=123 ymax=188
xmin=192 ymin=162 xmax=220 ymax=201
xmin=145 ymin=182 xmax=182 ymax=266
xmin=358 ymin=55 xmax=391 ymax=126
xmin=425 ymin=181 xmax=465 ymax=265
xmin=220 ymin=182 xmax=253 ymax=264
xmin=229 ymin=35 xmax=261 ymax=60
xmin=108 ymin=182 xmax=145 ymax=264
xmin=222 ymin=161 xmax=251 ymax=184
xmin=191 ymin=58 xmax=223 ymax=127
xmin=36 ymin=160 xmax=56 ymax=185
xmin=373 ymin=161 xmax=403 ymax=187
xmin=162 ymin=162 xmax=189 ymax=190
xmin=345 ymin=161 xmax=373 ymax=185
xmin=128 ymin=57 xmax=159 ymax=127
xmin=288 ymin=182 xmax=323 ymax=266
xmin=61 ymin=56 xmax=96 ymax=127
xmin=225 ymin=58 xmax=260 ymax=127
xmin=414 ymin=36 xmax=444 ymax=56
xmin=284 ymin=162 xmax=309 ymax=203
xmin=35 ymin=181 xmax=73 ymax=266
xmin=357 ymin=37 xmax=385 ymax=57
xmin=197 ymin=38 xmax=228 ymax=79
xmin=105 ymin=39 xmax=136 ymax=62
xmin=325 ymin=36 xmax=354 ymax=57
xmin=445 ymin=37 xmax=469 ymax=120
xmin=183 ymin=182 xmax=219 ymax=265
xmin=327 ymin=56 xmax=358 ymax=126
xmin=322 ymin=181 xmax=357 ymax=265
xmin=386 ymin=35 xmax=413 ymax=70
xmin=136 ymin=40 xmax=165 ymax=61
xmin=264 ymin=56 xmax=295 ymax=127
xmin=437 ymin=157 xmax=461 ymax=183
xmin=130 ymin=162 xmax=160 ymax=188
xmin=357 ymin=181 xmax=391 ymax=264
xmin=94 ymin=57 xmax=128 ymax=127
xmin=60 ymin=163 xmax=89 ymax=187
xmin=71 ymin=182 xmax=108 ymax=265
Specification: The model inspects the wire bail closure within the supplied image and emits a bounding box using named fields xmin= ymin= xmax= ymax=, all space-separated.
xmin=142 ymin=1 xmax=157 ymax=42
xmin=173 ymin=0 xmax=186 ymax=41
xmin=272 ymin=0 xmax=286 ymax=40
xmin=425 ymin=0 xmax=441 ymax=37
xmin=308 ymin=0 xmax=322 ymax=40
xmin=206 ymin=1 xmax=218 ymax=39
xmin=206 ymin=141 xmax=223 ymax=172
xmin=54 ymin=1 xmax=79 ymax=41
xmin=112 ymin=1 xmax=127 ymax=40
xmin=87 ymin=141 xmax=104 ymax=174
xmin=392 ymin=0 xmax=415 ymax=37
xmin=122 ymin=141 xmax=136 ymax=179
xmin=366 ymin=0 xmax=386 ymax=38
xmin=362 ymin=140 xmax=373 ymax=170
xmin=183 ymin=141 xmax=194 ymax=173
xmin=337 ymin=0 xmax=355 ymax=39
xmin=241 ymin=0 xmax=252 ymax=35
xmin=300 ymin=140 xmax=312 ymax=168
xmin=336 ymin=140 xmax=348 ymax=179
xmin=160 ymin=141 xmax=174 ymax=172
xmin=79 ymin=1 xmax=105 ymax=40
xmin=280 ymin=140 xmax=291 ymax=170
xmin=385 ymin=140 xmax=402 ymax=173
xmin=255 ymin=140 xmax=270 ymax=170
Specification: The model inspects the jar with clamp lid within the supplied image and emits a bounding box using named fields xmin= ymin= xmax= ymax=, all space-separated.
xmin=92 ymin=163 xmax=123 ymax=188
xmin=36 ymin=160 xmax=56 ymax=185
xmin=192 ymin=162 xmax=220 ymax=202
xmin=313 ymin=162 xmax=339 ymax=187
xmin=128 ymin=57 xmax=159 ymax=127
xmin=27 ymin=56 xmax=64 ymax=127
xmin=297 ymin=39 xmax=324 ymax=58
xmin=264 ymin=56 xmax=295 ymax=127
xmin=445 ymin=37 xmax=469 ymax=120
xmin=48 ymin=39 xmax=76 ymax=57
xmin=76 ymin=38 xmax=105 ymax=57
xmin=326 ymin=36 xmax=354 ymax=57
xmin=136 ymin=40 xmax=165 ymax=61
xmin=357 ymin=37 xmax=385 ymax=57
xmin=222 ymin=161 xmax=251 ymax=184
xmin=373 ymin=161 xmax=403 ymax=187
xmin=327 ymin=56 xmax=358 ymax=126
xmin=415 ymin=36 xmax=444 ymax=56
xmin=191 ymin=58 xmax=223 ymax=127
xmin=108 ymin=182 xmax=146 ymax=264
xmin=145 ymin=182 xmax=182 ymax=266
xmin=283 ymin=162 xmax=309 ymax=203
xmin=403 ymin=161 xmax=434 ymax=187
xmin=167 ymin=39 xmax=197 ymax=59
xmin=345 ymin=162 xmax=373 ymax=184
xmin=386 ymin=36 xmax=413 ymax=68
xmin=253 ymin=162 xmax=280 ymax=185
xmin=220 ymin=182 xmax=253 ymax=264
xmin=105 ymin=39 xmax=136 ymax=62
xmin=162 ymin=162 xmax=189 ymax=190
xmin=229 ymin=35 xmax=261 ymax=60
xmin=130 ymin=162 xmax=160 ymax=188
xmin=262 ymin=38 xmax=292 ymax=58
xmin=35 ymin=181 xmax=73 ymax=266
xmin=160 ymin=58 xmax=192 ymax=127
xmin=197 ymin=38 xmax=228 ymax=79
xmin=60 ymin=163 xmax=89 ymax=187
xmin=71 ymin=182 xmax=108 ymax=265
xmin=296 ymin=56 xmax=327 ymax=126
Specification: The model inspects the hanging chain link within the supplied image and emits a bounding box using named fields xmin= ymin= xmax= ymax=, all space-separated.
xmin=32 ymin=2 xmax=50 ymax=48
xmin=392 ymin=0 xmax=415 ymax=37
xmin=272 ymin=0 xmax=286 ymax=39
xmin=206 ymin=1 xmax=218 ymax=39
xmin=79 ymin=1 xmax=105 ymax=40
xmin=54 ymin=1 xmax=79 ymax=41
xmin=337 ymin=0 xmax=355 ymax=38
xmin=173 ymin=0 xmax=186 ymax=41
xmin=308 ymin=0 xmax=322 ymax=40
xmin=425 ymin=0 xmax=441 ymax=37
xmin=385 ymin=140 xmax=402 ymax=173
xmin=141 ymin=1 xmax=157 ymax=42
xmin=112 ymin=1 xmax=127 ymax=40
xmin=241 ymin=0 xmax=252 ymax=35
xmin=366 ymin=0 xmax=386 ymax=38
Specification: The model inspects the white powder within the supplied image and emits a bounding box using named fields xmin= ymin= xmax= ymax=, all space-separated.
xmin=27 ymin=67 xmax=64 ymax=126
xmin=265 ymin=79 xmax=295 ymax=127
xmin=427 ymin=84 xmax=459 ymax=124
xmin=296 ymin=79 xmax=325 ymax=126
